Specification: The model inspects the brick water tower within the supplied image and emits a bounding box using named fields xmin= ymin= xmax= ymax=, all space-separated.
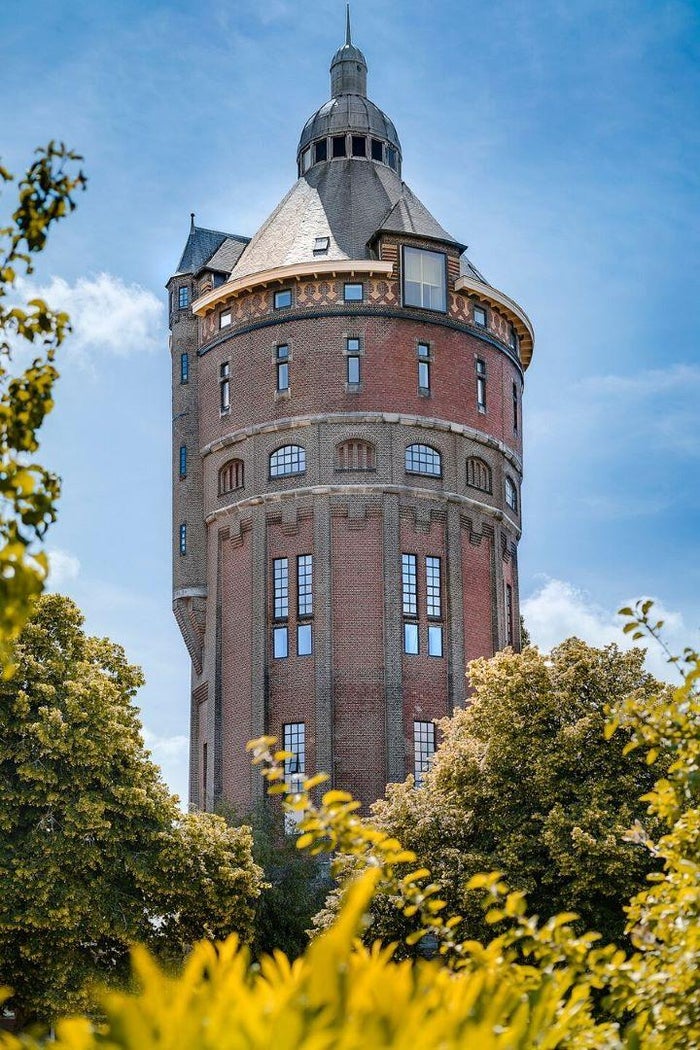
xmin=168 ymin=12 xmax=534 ymax=814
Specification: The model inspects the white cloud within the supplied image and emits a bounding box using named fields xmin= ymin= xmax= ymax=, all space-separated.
xmin=46 ymin=547 xmax=81 ymax=590
xmin=13 ymin=272 xmax=164 ymax=362
xmin=522 ymin=577 xmax=696 ymax=683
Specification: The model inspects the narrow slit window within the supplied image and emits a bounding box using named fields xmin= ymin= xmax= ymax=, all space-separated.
xmin=276 ymin=344 xmax=289 ymax=392
xmin=402 ymin=553 xmax=418 ymax=617
xmin=179 ymin=445 xmax=187 ymax=478
xmin=180 ymin=352 xmax=189 ymax=384
xmin=505 ymin=476 xmax=519 ymax=513
xmin=179 ymin=523 xmax=187 ymax=555
xmin=418 ymin=342 xmax=431 ymax=392
xmin=297 ymin=555 xmax=313 ymax=617
xmin=476 ymin=358 xmax=487 ymax=412
xmin=506 ymin=583 xmax=514 ymax=646
xmin=220 ymin=361 xmax=230 ymax=412
xmin=512 ymin=382 xmax=519 ymax=432
xmin=426 ymin=556 xmax=442 ymax=618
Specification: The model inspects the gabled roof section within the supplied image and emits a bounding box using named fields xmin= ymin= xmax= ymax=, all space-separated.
xmin=174 ymin=223 xmax=249 ymax=277
xmin=204 ymin=237 xmax=249 ymax=276
xmin=376 ymin=187 xmax=464 ymax=250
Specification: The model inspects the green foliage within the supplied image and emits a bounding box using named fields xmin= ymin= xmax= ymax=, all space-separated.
xmin=318 ymin=640 xmax=668 ymax=951
xmin=0 ymin=594 xmax=262 ymax=1025
xmin=0 ymin=144 xmax=86 ymax=670
xmin=1 ymin=602 xmax=696 ymax=1048
xmin=232 ymin=801 xmax=331 ymax=961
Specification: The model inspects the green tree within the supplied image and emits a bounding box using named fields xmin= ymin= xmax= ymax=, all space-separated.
xmin=0 ymin=144 xmax=85 ymax=669
xmin=0 ymin=594 xmax=262 ymax=1026
xmin=317 ymin=639 xmax=670 ymax=951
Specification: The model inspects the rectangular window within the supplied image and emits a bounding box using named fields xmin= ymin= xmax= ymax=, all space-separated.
xmin=426 ymin=556 xmax=442 ymax=618
xmin=402 ymin=553 xmax=418 ymax=617
xmin=506 ymin=583 xmax=514 ymax=646
xmin=283 ymin=722 xmax=306 ymax=780
xmin=179 ymin=523 xmax=187 ymax=555
xmin=273 ymin=557 xmax=289 ymax=619
xmin=180 ymin=352 xmax=189 ymax=384
xmin=297 ymin=555 xmax=313 ymax=617
xmin=297 ymin=623 xmax=313 ymax=656
xmin=403 ymin=622 xmax=419 ymax=655
xmin=276 ymin=344 xmax=289 ymax=392
xmin=313 ymin=236 xmax=330 ymax=254
xmin=403 ymin=246 xmax=446 ymax=312
xmin=220 ymin=361 xmax=230 ymax=412
xmin=386 ymin=146 xmax=398 ymax=170
xmin=332 ymin=135 xmax=346 ymax=158
xmin=344 ymin=282 xmax=363 ymax=302
xmin=273 ymin=625 xmax=288 ymax=659
xmin=428 ymin=624 xmax=443 ymax=657
xmin=509 ymin=324 xmax=518 ymax=350
xmin=371 ymin=138 xmax=384 ymax=161
xmin=314 ymin=140 xmax=328 ymax=163
xmin=178 ymin=286 xmax=189 ymax=309
xmin=473 ymin=305 xmax=486 ymax=328
xmin=301 ymin=147 xmax=312 ymax=173
xmin=413 ymin=721 xmax=436 ymax=786
xmin=347 ymin=354 xmax=361 ymax=384
xmin=274 ymin=289 xmax=292 ymax=309
xmin=220 ymin=310 xmax=232 ymax=329
xmin=179 ymin=445 xmax=187 ymax=478
xmin=476 ymin=358 xmax=487 ymax=412
xmin=512 ymin=382 xmax=519 ymax=432
xmin=418 ymin=359 xmax=430 ymax=391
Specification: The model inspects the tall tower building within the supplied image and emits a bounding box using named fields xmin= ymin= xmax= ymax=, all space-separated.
xmin=168 ymin=14 xmax=534 ymax=814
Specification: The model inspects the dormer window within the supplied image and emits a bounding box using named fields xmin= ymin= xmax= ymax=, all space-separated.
xmin=403 ymin=246 xmax=447 ymax=312
xmin=313 ymin=236 xmax=330 ymax=255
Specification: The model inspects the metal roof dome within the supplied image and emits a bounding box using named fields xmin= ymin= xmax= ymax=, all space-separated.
xmin=298 ymin=95 xmax=401 ymax=155
xmin=296 ymin=6 xmax=402 ymax=169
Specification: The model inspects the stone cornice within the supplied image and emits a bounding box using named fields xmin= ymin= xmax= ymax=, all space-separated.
xmin=200 ymin=411 xmax=523 ymax=474
xmin=192 ymin=260 xmax=395 ymax=316
xmin=205 ymin=482 xmax=521 ymax=539
xmin=454 ymin=275 xmax=535 ymax=369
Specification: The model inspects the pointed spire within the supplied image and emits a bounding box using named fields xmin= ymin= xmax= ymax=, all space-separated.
xmin=190 ymin=212 xmax=196 ymax=231
xmin=330 ymin=5 xmax=367 ymax=97
xmin=345 ymin=4 xmax=352 ymax=45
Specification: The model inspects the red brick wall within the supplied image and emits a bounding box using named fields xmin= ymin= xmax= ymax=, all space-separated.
xmin=331 ymin=509 xmax=387 ymax=808
xmin=220 ymin=529 xmax=254 ymax=815
xmin=462 ymin=529 xmax=495 ymax=670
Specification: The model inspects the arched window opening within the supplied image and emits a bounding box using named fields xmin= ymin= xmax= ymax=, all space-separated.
xmin=405 ymin=443 xmax=442 ymax=477
xmin=270 ymin=444 xmax=306 ymax=478
xmin=219 ymin=459 xmax=244 ymax=495
xmin=336 ymin=439 xmax=376 ymax=472
xmin=466 ymin=457 xmax=492 ymax=493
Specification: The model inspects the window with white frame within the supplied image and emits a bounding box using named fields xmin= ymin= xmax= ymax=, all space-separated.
xmin=273 ymin=558 xmax=289 ymax=619
xmin=413 ymin=721 xmax=436 ymax=786
xmin=276 ymin=345 xmax=289 ymax=392
xmin=505 ymin=476 xmax=518 ymax=513
xmin=403 ymin=246 xmax=446 ymax=312
xmin=297 ymin=555 xmax=313 ymax=617
xmin=417 ymin=342 xmax=431 ymax=392
xmin=473 ymin=304 xmax=487 ymax=328
xmin=270 ymin=445 xmax=306 ymax=478
xmin=405 ymin=443 xmax=442 ymax=477
xmin=426 ymin=556 xmax=441 ymax=618
xmin=274 ymin=289 xmax=292 ymax=309
xmin=402 ymin=553 xmax=418 ymax=617
xmin=178 ymin=286 xmax=189 ymax=309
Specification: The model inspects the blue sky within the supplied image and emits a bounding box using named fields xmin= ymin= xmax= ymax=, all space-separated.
xmin=3 ymin=0 xmax=699 ymax=800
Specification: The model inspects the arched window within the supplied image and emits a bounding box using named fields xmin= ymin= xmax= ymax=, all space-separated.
xmin=270 ymin=444 xmax=306 ymax=478
xmin=405 ymin=443 xmax=442 ymax=477
xmin=336 ymin=439 xmax=376 ymax=472
xmin=505 ymin=476 xmax=519 ymax=513
xmin=466 ymin=457 xmax=492 ymax=493
xmin=218 ymin=459 xmax=244 ymax=496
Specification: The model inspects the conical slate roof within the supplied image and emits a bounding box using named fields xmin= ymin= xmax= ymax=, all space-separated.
xmin=175 ymin=224 xmax=249 ymax=277
xmin=229 ymin=161 xmax=462 ymax=281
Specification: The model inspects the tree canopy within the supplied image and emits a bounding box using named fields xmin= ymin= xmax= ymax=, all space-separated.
xmin=316 ymin=639 xmax=670 ymax=950
xmin=0 ymin=143 xmax=85 ymax=669
xmin=0 ymin=594 xmax=262 ymax=1024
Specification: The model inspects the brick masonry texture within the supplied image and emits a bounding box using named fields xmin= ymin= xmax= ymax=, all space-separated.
xmin=171 ymin=233 xmax=527 ymax=814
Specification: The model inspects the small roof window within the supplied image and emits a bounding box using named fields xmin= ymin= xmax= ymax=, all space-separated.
xmin=313 ymin=236 xmax=330 ymax=255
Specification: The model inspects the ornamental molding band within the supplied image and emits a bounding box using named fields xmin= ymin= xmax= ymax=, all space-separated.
xmin=168 ymin=10 xmax=535 ymax=813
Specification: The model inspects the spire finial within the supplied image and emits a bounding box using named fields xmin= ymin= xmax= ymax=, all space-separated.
xmin=345 ymin=4 xmax=351 ymax=45
xmin=190 ymin=212 xmax=195 ymax=231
